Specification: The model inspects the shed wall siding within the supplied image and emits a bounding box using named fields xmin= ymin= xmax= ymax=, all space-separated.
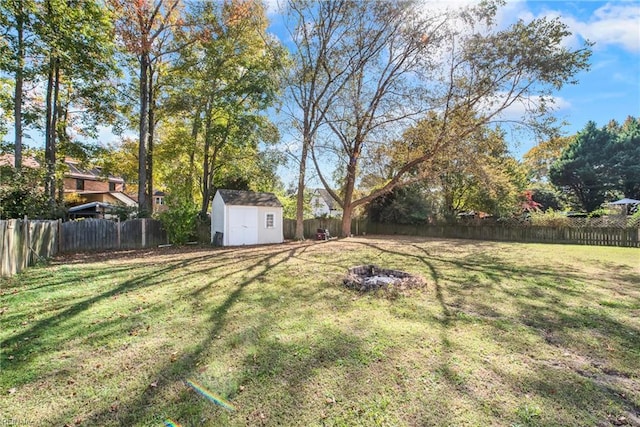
xmin=211 ymin=193 xmax=226 ymax=243
xmin=211 ymin=190 xmax=283 ymax=246
xmin=257 ymin=206 xmax=284 ymax=244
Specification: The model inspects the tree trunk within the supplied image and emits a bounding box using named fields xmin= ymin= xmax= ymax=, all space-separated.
xmin=340 ymin=153 xmax=358 ymax=237
xmin=138 ymin=53 xmax=149 ymax=216
xmin=13 ymin=0 xmax=24 ymax=171
xmin=44 ymin=55 xmax=60 ymax=210
xmin=146 ymin=66 xmax=155 ymax=213
xmin=188 ymin=108 xmax=201 ymax=198
xmin=294 ymin=136 xmax=309 ymax=240
xmin=200 ymin=104 xmax=213 ymax=216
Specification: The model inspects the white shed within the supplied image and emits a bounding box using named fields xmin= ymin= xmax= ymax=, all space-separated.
xmin=211 ymin=189 xmax=284 ymax=246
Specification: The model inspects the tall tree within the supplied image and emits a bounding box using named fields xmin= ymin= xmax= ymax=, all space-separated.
xmin=296 ymin=0 xmax=590 ymax=236
xmin=0 ymin=0 xmax=37 ymax=170
xmin=109 ymin=0 xmax=182 ymax=215
xmin=166 ymin=0 xmax=285 ymax=217
xmin=37 ymin=0 xmax=119 ymax=209
xmin=550 ymin=117 xmax=640 ymax=210
xmin=523 ymin=135 xmax=574 ymax=182
xmin=610 ymin=116 xmax=640 ymax=200
xmin=549 ymin=121 xmax=612 ymax=212
xmin=284 ymin=0 xmax=356 ymax=239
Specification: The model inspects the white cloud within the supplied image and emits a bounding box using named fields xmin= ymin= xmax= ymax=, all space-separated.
xmin=568 ymin=3 xmax=640 ymax=52
xmin=481 ymin=93 xmax=571 ymax=122
xmin=263 ymin=0 xmax=283 ymax=17
xmin=522 ymin=2 xmax=640 ymax=53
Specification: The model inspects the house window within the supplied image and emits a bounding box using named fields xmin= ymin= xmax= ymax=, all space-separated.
xmin=109 ymin=182 xmax=116 ymax=191
xmin=155 ymin=197 xmax=164 ymax=205
xmin=76 ymin=179 xmax=84 ymax=190
xmin=265 ymin=213 xmax=275 ymax=228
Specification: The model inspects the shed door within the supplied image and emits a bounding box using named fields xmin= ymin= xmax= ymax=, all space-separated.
xmin=228 ymin=206 xmax=258 ymax=245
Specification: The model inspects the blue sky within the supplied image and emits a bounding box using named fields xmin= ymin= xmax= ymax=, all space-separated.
xmin=261 ymin=0 xmax=640 ymax=186
xmin=495 ymin=0 xmax=640 ymax=155
xmin=266 ymin=0 xmax=640 ymax=160
xmin=11 ymin=1 xmax=637 ymax=181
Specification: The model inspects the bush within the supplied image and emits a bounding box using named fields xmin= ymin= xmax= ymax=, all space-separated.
xmin=529 ymin=209 xmax=570 ymax=227
xmin=157 ymin=201 xmax=199 ymax=245
xmin=0 ymin=168 xmax=50 ymax=219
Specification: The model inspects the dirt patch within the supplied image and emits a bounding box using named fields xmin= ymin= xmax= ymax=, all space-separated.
xmin=343 ymin=264 xmax=425 ymax=293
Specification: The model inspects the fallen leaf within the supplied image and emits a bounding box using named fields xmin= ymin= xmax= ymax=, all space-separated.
xmin=150 ymin=381 xmax=158 ymax=388
xmin=8 ymin=388 xmax=16 ymax=394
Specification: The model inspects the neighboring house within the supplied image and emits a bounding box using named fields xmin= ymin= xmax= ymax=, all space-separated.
xmin=310 ymin=188 xmax=343 ymax=218
xmin=153 ymin=190 xmax=168 ymax=214
xmin=0 ymin=154 xmax=137 ymax=211
xmin=211 ymin=189 xmax=283 ymax=246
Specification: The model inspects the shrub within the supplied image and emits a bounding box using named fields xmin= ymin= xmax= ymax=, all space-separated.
xmin=529 ymin=209 xmax=570 ymax=227
xmin=157 ymin=201 xmax=199 ymax=245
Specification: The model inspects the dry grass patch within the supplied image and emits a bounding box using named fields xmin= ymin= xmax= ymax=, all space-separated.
xmin=1 ymin=236 xmax=639 ymax=426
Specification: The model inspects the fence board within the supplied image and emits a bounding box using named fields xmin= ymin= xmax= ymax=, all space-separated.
xmin=362 ymin=223 xmax=639 ymax=247
xmin=60 ymin=219 xmax=165 ymax=252
xmin=0 ymin=219 xmax=59 ymax=277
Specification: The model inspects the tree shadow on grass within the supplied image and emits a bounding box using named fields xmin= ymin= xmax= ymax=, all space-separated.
xmin=350 ymin=239 xmax=640 ymax=425
xmin=54 ymin=244 xmax=314 ymax=425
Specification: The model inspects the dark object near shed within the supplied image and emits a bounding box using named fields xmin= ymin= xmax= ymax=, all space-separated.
xmin=316 ymin=228 xmax=330 ymax=240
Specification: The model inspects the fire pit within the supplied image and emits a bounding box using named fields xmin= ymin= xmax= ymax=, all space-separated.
xmin=343 ymin=265 xmax=425 ymax=292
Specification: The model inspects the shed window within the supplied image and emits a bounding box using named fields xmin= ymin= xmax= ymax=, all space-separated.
xmin=76 ymin=179 xmax=85 ymax=190
xmin=265 ymin=213 xmax=275 ymax=228
xmin=109 ymin=182 xmax=116 ymax=191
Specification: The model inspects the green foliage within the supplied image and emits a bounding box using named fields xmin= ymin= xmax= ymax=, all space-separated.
xmin=627 ymin=210 xmax=640 ymax=227
xmin=0 ymin=167 xmax=49 ymax=219
xmin=367 ymin=185 xmax=437 ymax=225
xmin=529 ymin=184 xmax=565 ymax=212
xmin=529 ymin=209 xmax=570 ymax=227
xmin=523 ymin=136 xmax=574 ymax=182
xmin=550 ymin=117 xmax=640 ymax=212
xmin=110 ymin=204 xmax=137 ymax=222
xmin=157 ymin=198 xmax=199 ymax=245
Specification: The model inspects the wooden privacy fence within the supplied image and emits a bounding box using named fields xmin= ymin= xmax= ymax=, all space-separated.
xmin=361 ymin=222 xmax=640 ymax=247
xmin=60 ymin=218 xmax=167 ymax=252
xmin=1 ymin=218 xmax=168 ymax=277
xmin=283 ymin=218 xmax=363 ymax=239
xmin=284 ymin=219 xmax=640 ymax=248
xmin=1 ymin=219 xmax=59 ymax=277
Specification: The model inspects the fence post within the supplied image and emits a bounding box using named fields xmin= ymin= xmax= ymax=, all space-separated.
xmin=142 ymin=218 xmax=147 ymax=248
xmin=117 ymin=218 xmax=121 ymax=249
xmin=57 ymin=219 xmax=63 ymax=254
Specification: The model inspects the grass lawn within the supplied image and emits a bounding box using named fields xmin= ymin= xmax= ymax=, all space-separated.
xmin=1 ymin=236 xmax=639 ymax=426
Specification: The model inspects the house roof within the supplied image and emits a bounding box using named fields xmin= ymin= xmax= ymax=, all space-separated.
xmin=313 ymin=188 xmax=342 ymax=210
xmin=65 ymin=158 xmax=124 ymax=184
xmin=217 ymin=189 xmax=282 ymax=208
xmin=0 ymin=153 xmax=41 ymax=169
xmin=0 ymin=154 xmax=125 ymax=183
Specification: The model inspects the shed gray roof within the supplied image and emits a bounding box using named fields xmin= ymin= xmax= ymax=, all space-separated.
xmin=217 ymin=189 xmax=282 ymax=207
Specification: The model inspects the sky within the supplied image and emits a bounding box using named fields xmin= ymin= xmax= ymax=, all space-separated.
xmin=265 ymin=0 xmax=640 ymax=161
xmin=9 ymin=0 xmax=639 ymax=184
xmin=493 ymin=0 xmax=640 ymax=155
